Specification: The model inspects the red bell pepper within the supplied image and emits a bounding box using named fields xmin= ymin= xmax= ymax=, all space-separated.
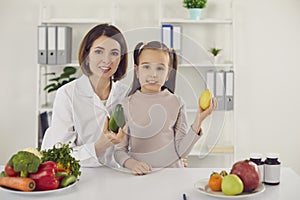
xmin=29 ymin=161 xmax=59 ymax=191
xmin=39 ymin=161 xmax=58 ymax=171
xmin=4 ymin=163 xmax=19 ymax=177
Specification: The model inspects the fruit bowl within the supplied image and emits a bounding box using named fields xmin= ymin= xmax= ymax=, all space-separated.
xmin=194 ymin=178 xmax=265 ymax=199
xmin=0 ymin=180 xmax=78 ymax=195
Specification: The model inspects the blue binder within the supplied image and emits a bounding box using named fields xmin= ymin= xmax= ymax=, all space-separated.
xmin=161 ymin=24 xmax=173 ymax=48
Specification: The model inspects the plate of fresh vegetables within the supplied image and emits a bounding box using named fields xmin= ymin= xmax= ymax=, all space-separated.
xmin=0 ymin=143 xmax=81 ymax=194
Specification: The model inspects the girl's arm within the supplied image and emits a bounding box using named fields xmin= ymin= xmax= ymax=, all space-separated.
xmin=174 ymin=98 xmax=217 ymax=159
xmin=114 ymin=129 xmax=151 ymax=175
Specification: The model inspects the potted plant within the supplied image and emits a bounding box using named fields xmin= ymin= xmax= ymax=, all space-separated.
xmin=183 ymin=0 xmax=207 ymax=20
xmin=43 ymin=66 xmax=77 ymax=93
xmin=209 ymin=47 xmax=222 ymax=64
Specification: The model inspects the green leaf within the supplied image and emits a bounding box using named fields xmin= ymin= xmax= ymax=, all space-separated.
xmin=69 ymin=77 xmax=76 ymax=82
xmin=60 ymin=73 xmax=71 ymax=79
xmin=43 ymin=83 xmax=57 ymax=91
xmin=43 ymin=66 xmax=77 ymax=93
xmin=61 ymin=80 xmax=69 ymax=85
xmin=48 ymin=77 xmax=61 ymax=82
xmin=47 ymin=88 xmax=57 ymax=93
xmin=63 ymin=66 xmax=77 ymax=75
xmin=43 ymin=72 xmax=56 ymax=76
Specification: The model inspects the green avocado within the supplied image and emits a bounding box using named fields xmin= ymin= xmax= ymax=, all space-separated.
xmin=109 ymin=104 xmax=125 ymax=133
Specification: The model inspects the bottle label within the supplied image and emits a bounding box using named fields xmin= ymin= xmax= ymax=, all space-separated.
xmin=264 ymin=164 xmax=280 ymax=183
xmin=258 ymin=165 xmax=264 ymax=182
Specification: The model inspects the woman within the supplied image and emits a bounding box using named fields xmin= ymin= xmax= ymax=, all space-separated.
xmin=41 ymin=24 xmax=129 ymax=167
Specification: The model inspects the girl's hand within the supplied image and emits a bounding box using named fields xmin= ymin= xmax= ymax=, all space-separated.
xmin=132 ymin=161 xmax=152 ymax=175
xmin=182 ymin=158 xmax=188 ymax=168
xmin=192 ymin=98 xmax=217 ymax=134
xmin=199 ymin=97 xmax=217 ymax=121
xmin=124 ymin=158 xmax=152 ymax=175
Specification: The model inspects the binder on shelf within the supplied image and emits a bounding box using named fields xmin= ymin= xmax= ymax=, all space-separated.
xmin=172 ymin=25 xmax=182 ymax=52
xmin=206 ymin=70 xmax=215 ymax=96
xmin=39 ymin=111 xmax=51 ymax=138
xmin=47 ymin=26 xmax=57 ymax=65
xmin=57 ymin=26 xmax=72 ymax=64
xmin=215 ymin=70 xmax=225 ymax=110
xmin=38 ymin=26 xmax=47 ymax=64
xmin=161 ymin=24 xmax=173 ymax=48
xmin=225 ymin=70 xmax=234 ymax=110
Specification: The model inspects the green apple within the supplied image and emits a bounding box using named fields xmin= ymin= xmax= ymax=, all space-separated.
xmin=221 ymin=174 xmax=244 ymax=195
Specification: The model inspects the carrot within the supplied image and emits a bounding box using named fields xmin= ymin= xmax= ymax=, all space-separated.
xmin=0 ymin=177 xmax=35 ymax=192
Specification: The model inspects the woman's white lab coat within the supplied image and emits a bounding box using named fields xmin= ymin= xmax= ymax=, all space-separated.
xmin=41 ymin=75 xmax=129 ymax=167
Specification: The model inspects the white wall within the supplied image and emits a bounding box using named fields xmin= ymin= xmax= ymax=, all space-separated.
xmin=234 ymin=0 xmax=300 ymax=175
xmin=0 ymin=0 xmax=299 ymax=175
xmin=0 ymin=0 xmax=40 ymax=160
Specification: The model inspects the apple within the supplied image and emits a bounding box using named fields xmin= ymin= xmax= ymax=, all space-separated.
xmin=230 ymin=160 xmax=260 ymax=192
xmin=221 ymin=174 xmax=244 ymax=195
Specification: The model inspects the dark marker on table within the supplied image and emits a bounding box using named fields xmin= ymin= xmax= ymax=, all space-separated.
xmin=183 ymin=193 xmax=187 ymax=200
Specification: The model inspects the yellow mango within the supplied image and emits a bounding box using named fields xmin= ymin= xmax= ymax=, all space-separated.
xmin=199 ymin=89 xmax=212 ymax=110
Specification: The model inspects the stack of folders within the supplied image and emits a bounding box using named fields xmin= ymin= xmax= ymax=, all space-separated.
xmin=38 ymin=26 xmax=72 ymax=65
xmin=206 ymin=70 xmax=234 ymax=110
xmin=161 ymin=24 xmax=182 ymax=53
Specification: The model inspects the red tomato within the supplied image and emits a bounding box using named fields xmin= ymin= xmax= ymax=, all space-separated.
xmin=4 ymin=163 xmax=19 ymax=177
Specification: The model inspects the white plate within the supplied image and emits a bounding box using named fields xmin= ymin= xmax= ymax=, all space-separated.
xmin=194 ymin=178 xmax=265 ymax=199
xmin=0 ymin=180 xmax=78 ymax=195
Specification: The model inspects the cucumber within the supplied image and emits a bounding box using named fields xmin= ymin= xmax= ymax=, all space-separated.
xmin=109 ymin=104 xmax=125 ymax=133
xmin=60 ymin=175 xmax=77 ymax=187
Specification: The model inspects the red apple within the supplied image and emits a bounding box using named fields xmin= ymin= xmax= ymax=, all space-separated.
xmin=230 ymin=160 xmax=260 ymax=192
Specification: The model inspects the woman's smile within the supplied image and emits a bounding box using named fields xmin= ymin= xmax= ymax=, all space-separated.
xmin=98 ymin=65 xmax=112 ymax=73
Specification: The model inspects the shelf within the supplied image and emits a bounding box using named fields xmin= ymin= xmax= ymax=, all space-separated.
xmin=189 ymin=145 xmax=234 ymax=157
xmin=40 ymin=62 xmax=80 ymax=67
xmin=179 ymin=63 xmax=233 ymax=69
xmin=160 ymin=18 xmax=232 ymax=24
xmin=39 ymin=103 xmax=53 ymax=113
xmin=41 ymin=18 xmax=112 ymax=24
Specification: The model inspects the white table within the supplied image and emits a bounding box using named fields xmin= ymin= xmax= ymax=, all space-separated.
xmin=0 ymin=166 xmax=299 ymax=200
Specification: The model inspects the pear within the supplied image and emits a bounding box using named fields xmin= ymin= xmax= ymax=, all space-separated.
xmin=221 ymin=174 xmax=244 ymax=196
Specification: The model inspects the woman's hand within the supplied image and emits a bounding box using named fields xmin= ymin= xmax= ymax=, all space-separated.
xmin=192 ymin=98 xmax=217 ymax=134
xmin=103 ymin=116 xmax=127 ymax=145
xmin=95 ymin=116 xmax=127 ymax=157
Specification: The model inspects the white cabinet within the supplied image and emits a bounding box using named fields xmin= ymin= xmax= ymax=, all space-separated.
xmin=159 ymin=0 xmax=235 ymax=167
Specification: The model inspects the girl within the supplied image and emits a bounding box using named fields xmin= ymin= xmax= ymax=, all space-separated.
xmin=41 ymin=24 xmax=129 ymax=167
xmin=114 ymin=41 xmax=216 ymax=175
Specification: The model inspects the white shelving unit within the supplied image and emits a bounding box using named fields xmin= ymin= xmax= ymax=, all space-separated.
xmin=160 ymin=18 xmax=232 ymax=24
xmin=158 ymin=0 xmax=235 ymax=167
